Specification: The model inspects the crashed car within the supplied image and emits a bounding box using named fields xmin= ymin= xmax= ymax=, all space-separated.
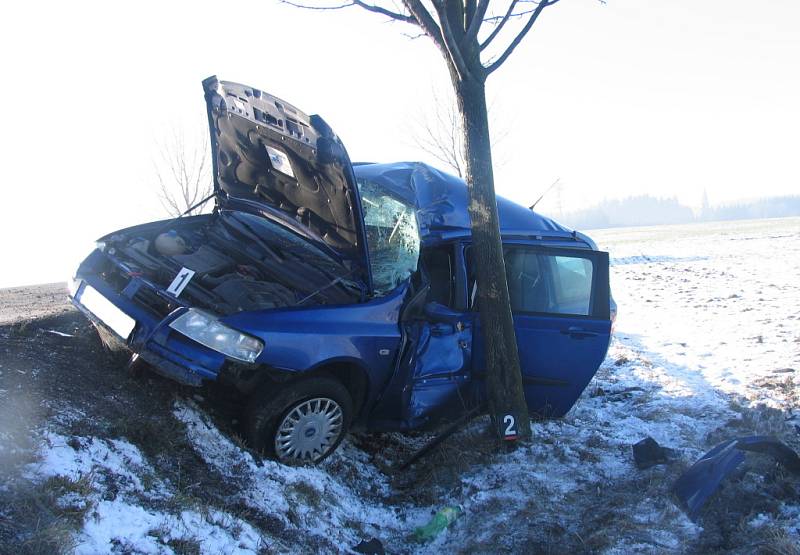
xmin=69 ymin=76 xmax=614 ymax=462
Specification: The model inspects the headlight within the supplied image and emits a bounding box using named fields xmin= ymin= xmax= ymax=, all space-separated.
xmin=169 ymin=309 xmax=264 ymax=363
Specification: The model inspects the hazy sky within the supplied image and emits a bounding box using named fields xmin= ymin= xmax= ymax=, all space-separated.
xmin=1 ymin=0 xmax=798 ymax=287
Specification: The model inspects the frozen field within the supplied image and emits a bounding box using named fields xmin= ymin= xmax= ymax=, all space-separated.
xmin=2 ymin=217 xmax=799 ymax=554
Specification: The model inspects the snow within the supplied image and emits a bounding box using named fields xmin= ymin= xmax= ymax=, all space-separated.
xmin=24 ymin=430 xmax=272 ymax=554
xmin=25 ymin=432 xmax=154 ymax=497
xmin=603 ymin=217 xmax=800 ymax=412
xmin=173 ymin=399 xmax=407 ymax=543
xmin=16 ymin=217 xmax=800 ymax=553
xmin=72 ymin=499 xmax=267 ymax=555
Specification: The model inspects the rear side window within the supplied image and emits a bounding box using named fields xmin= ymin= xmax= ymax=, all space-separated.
xmin=468 ymin=246 xmax=596 ymax=317
xmin=549 ymin=256 xmax=594 ymax=315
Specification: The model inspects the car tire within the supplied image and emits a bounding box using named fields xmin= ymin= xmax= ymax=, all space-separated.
xmin=246 ymin=376 xmax=353 ymax=463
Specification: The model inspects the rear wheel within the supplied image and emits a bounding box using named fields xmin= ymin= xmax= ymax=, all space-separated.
xmin=246 ymin=377 xmax=352 ymax=463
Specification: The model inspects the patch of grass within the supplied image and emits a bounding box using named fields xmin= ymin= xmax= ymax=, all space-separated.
xmin=166 ymin=490 xmax=205 ymax=514
xmin=758 ymin=527 xmax=800 ymax=555
xmin=107 ymin=412 xmax=188 ymax=461
xmin=41 ymin=474 xmax=94 ymax=522
xmin=2 ymin=515 xmax=76 ymax=555
xmin=228 ymin=432 xmax=250 ymax=452
xmin=392 ymin=420 xmax=497 ymax=505
xmin=167 ymin=537 xmax=202 ymax=555
xmin=287 ymin=481 xmax=323 ymax=509
xmin=0 ymin=473 xmax=96 ymax=555
xmin=140 ymin=470 xmax=157 ymax=492
xmin=148 ymin=524 xmax=202 ymax=555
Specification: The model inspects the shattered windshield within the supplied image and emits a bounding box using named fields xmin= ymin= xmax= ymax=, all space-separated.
xmin=357 ymin=179 xmax=420 ymax=295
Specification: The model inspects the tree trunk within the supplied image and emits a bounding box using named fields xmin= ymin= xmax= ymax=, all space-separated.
xmin=455 ymin=76 xmax=531 ymax=441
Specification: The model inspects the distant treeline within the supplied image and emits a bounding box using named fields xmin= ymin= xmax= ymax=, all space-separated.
xmin=557 ymin=195 xmax=800 ymax=230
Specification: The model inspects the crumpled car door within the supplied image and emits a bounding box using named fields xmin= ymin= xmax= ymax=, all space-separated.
xmin=402 ymin=302 xmax=473 ymax=428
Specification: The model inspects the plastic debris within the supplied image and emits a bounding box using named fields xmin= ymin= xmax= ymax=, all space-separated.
xmin=673 ymin=435 xmax=800 ymax=520
xmin=413 ymin=506 xmax=462 ymax=542
xmin=632 ymin=436 xmax=676 ymax=469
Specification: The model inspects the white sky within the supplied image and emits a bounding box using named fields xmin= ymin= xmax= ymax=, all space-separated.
xmin=1 ymin=0 xmax=798 ymax=287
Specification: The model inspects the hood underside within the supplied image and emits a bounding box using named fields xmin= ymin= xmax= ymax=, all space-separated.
xmin=202 ymin=76 xmax=371 ymax=290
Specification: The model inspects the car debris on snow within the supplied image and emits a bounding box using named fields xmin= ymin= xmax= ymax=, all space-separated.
xmin=632 ymin=436 xmax=677 ymax=469
xmin=673 ymin=435 xmax=800 ymax=520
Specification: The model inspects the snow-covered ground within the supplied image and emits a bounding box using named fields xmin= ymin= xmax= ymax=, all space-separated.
xmin=6 ymin=217 xmax=800 ymax=553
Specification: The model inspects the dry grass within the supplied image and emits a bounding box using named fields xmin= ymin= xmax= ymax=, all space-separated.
xmin=0 ymin=473 xmax=94 ymax=555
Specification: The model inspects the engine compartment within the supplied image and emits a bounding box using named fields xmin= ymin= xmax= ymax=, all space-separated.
xmin=102 ymin=211 xmax=361 ymax=315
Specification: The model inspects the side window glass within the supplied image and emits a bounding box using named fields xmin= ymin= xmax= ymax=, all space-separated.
xmin=468 ymin=246 xmax=595 ymax=317
xmin=549 ymin=256 xmax=593 ymax=316
xmin=504 ymin=247 xmax=548 ymax=313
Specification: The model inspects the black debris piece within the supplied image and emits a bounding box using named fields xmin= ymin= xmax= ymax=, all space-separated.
xmin=353 ymin=538 xmax=386 ymax=555
xmin=633 ymin=436 xmax=676 ymax=469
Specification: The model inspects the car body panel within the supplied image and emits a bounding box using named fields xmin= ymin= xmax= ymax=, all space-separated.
xmin=222 ymin=284 xmax=407 ymax=406
xmin=471 ymin=315 xmax=611 ymax=416
xmin=353 ymin=162 xmax=572 ymax=241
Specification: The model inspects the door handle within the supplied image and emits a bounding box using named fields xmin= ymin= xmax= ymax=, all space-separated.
xmin=561 ymin=326 xmax=598 ymax=339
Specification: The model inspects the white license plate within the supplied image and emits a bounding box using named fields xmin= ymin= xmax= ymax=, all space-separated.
xmin=78 ymin=285 xmax=136 ymax=340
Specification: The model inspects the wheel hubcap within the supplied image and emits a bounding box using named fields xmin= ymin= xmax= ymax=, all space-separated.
xmin=275 ymin=397 xmax=343 ymax=461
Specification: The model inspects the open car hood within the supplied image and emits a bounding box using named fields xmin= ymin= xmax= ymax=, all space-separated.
xmin=202 ymin=76 xmax=372 ymax=292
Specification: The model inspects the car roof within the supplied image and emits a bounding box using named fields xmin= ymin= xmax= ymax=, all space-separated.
xmin=353 ymin=162 xmax=578 ymax=242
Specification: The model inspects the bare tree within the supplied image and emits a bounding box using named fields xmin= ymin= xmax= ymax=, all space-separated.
xmin=285 ymin=0 xmax=568 ymax=443
xmin=411 ymin=86 xmax=508 ymax=178
xmin=413 ymin=87 xmax=467 ymax=177
xmin=154 ymin=128 xmax=212 ymax=217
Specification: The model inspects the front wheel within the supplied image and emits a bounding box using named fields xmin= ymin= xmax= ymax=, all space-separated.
xmin=246 ymin=377 xmax=353 ymax=463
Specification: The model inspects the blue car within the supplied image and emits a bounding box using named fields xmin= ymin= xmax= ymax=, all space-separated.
xmin=69 ymin=76 xmax=613 ymax=463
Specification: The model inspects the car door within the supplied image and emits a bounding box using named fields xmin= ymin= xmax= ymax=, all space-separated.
xmin=368 ymin=244 xmax=474 ymax=430
xmin=468 ymin=244 xmax=611 ymax=417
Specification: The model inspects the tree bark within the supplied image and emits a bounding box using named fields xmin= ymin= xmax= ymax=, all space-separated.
xmin=455 ymin=76 xmax=531 ymax=441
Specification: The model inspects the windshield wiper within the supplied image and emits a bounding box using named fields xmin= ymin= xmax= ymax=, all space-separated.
xmin=295 ymin=267 xmax=361 ymax=306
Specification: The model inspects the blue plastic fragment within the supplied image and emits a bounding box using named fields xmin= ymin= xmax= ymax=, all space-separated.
xmin=672 ymin=435 xmax=800 ymax=521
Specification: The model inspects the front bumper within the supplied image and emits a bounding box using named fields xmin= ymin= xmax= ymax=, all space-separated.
xmin=71 ymin=274 xmax=227 ymax=387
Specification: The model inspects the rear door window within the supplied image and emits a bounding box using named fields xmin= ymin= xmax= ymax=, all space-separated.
xmin=467 ymin=246 xmax=601 ymax=318
xmin=548 ymin=256 xmax=594 ymax=315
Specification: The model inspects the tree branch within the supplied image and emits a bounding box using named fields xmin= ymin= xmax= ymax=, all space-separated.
xmin=401 ymin=0 xmax=461 ymax=79
xmin=279 ymin=0 xmax=414 ymax=23
xmin=484 ymin=0 xmax=553 ymax=75
xmin=431 ymin=0 xmax=476 ymax=82
xmin=463 ymin=0 xmax=489 ymax=49
xmin=480 ymin=0 xmax=519 ymax=50
xmin=352 ymin=0 xmax=415 ymax=22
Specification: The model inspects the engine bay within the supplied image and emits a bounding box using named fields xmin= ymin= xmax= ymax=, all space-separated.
xmin=102 ymin=210 xmax=362 ymax=315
